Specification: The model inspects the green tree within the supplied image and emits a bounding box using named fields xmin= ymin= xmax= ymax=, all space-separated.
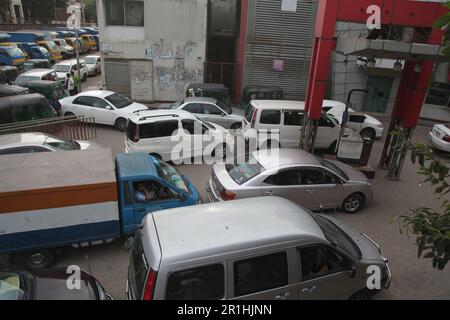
xmin=83 ymin=0 xmax=97 ymax=24
xmin=433 ymin=1 xmax=450 ymax=55
xmin=22 ymin=0 xmax=66 ymax=24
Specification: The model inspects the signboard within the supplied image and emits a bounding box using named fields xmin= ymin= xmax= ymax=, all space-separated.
xmin=273 ymin=60 xmax=284 ymax=72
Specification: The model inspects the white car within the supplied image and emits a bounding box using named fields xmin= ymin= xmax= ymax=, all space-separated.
xmin=0 ymin=132 xmax=99 ymax=155
xmin=14 ymin=69 xmax=58 ymax=87
xmin=52 ymin=39 xmax=75 ymax=59
xmin=60 ymin=90 xmax=149 ymax=131
xmin=53 ymin=60 xmax=88 ymax=82
xmin=83 ymin=55 xmax=101 ymax=76
xmin=429 ymin=123 xmax=450 ymax=153
xmin=124 ymin=109 xmax=230 ymax=162
xmin=323 ymin=102 xmax=384 ymax=139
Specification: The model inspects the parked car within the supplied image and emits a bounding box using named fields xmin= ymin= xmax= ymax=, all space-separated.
xmin=206 ymin=148 xmax=373 ymax=213
xmin=429 ymin=122 xmax=450 ymax=153
xmin=0 ymin=269 xmax=112 ymax=300
xmin=54 ymin=60 xmax=88 ymax=82
xmin=242 ymin=100 xmax=359 ymax=151
xmin=0 ymin=66 xmax=19 ymax=84
xmin=60 ymin=90 xmax=149 ymax=131
xmin=323 ymin=102 xmax=384 ymax=139
xmin=127 ymin=196 xmax=391 ymax=300
xmin=124 ymin=109 xmax=231 ymax=162
xmin=185 ymin=83 xmax=232 ymax=113
xmin=161 ymin=97 xmax=243 ymax=129
xmin=0 ymin=132 xmax=99 ymax=155
xmin=52 ymin=38 xmax=74 ymax=59
xmin=22 ymin=59 xmax=52 ymax=72
xmin=0 ymin=84 xmax=29 ymax=97
xmin=83 ymin=55 xmax=101 ymax=76
xmin=14 ymin=69 xmax=58 ymax=87
xmin=0 ymin=93 xmax=56 ymax=125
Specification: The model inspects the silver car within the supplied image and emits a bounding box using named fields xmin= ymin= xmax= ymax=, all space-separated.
xmin=127 ymin=197 xmax=391 ymax=300
xmin=207 ymin=148 xmax=374 ymax=213
xmin=160 ymin=97 xmax=243 ymax=129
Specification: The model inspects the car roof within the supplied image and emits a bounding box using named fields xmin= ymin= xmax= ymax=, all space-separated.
xmin=0 ymin=132 xmax=49 ymax=148
xmin=253 ymin=148 xmax=321 ymax=169
xmin=145 ymin=197 xmax=326 ymax=263
xmin=183 ymin=96 xmax=217 ymax=104
xmin=72 ymin=90 xmax=115 ymax=98
xmin=128 ymin=109 xmax=196 ymax=124
xmin=18 ymin=68 xmax=55 ymax=76
xmin=55 ymin=59 xmax=83 ymax=66
xmin=115 ymin=153 xmax=157 ymax=181
xmin=250 ymin=99 xmax=345 ymax=110
xmin=0 ymin=93 xmax=46 ymax=108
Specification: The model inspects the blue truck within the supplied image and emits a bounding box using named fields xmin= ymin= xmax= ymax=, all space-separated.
xmin=0 ymin=46 xmax=25 ymax=67
xmin=7 ymin=32 xmax=62 ymax=61
xmin=0 ymin=149 xmax=201 ymax=269
xmin=16 ymin=42 xmax=53 ymax=61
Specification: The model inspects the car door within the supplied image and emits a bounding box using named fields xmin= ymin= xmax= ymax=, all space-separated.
xmin=257 ymin=110 xmax=281 ymax=147
xmin=153 ymin=120 xmax=182 ymax=161
xmin=181 ymin=119 xmax=206 ymax=159
xmin=280 ymin=110 xmax=304 ymax=147
xmin=201 ymin=103 xmax=227 ymax=127
xmin=315 ymin=114 xmax=338 ymax=149
xmin=296 ymin=245 xmax=357 ymax=300
xmin=88 ymin=96 xmax=116 ymax=125
xmin=130 ymin=179 xmax=184 ymax=224
xmin=181 ymin=103 xmax=203 ymax=118
xmin=70 ymin=96 xmax=95 ymax=118
xmin=299 ymin=167 xmax=343 ymax=210
xmin=230 ymin=251 xmax=299 ymax=300
xmin=260 ymin=168 xmax=309 ymax=206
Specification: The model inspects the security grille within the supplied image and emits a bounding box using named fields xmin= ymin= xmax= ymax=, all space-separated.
xmin=104 ymin=60 xmax=130 ymax=96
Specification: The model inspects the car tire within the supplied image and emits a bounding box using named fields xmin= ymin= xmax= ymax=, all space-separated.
xmin=18 ymin=249 xmax=56 ymax=270
xmin=115 ymin=118 xmax=127 ymax=132
xmin=64 ymin=112 xmax=75 ymax=117
xmin=341 ymin=193 xmax=364 ymax=214
xmin=360 ymin=128 xmax=376 ymax=140
xmin=349 ymin=288 xmax=374 ymax=300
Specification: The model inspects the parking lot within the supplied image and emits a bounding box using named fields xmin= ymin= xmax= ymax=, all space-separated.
xmin=1 ymin=69 xmax=449 ymax=300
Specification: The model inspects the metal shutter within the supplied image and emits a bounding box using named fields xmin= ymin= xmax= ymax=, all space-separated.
xmin=246 ymin=0 xmax=315 ymax=99
xmin=104 ymin=60 xmax=130 ymax=96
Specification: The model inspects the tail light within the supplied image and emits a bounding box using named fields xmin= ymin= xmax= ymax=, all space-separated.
xmin=220 ymin=189 xmax=236 ymax=201
xmin=143 ymin=269 xmax=157 ymax=300
xmin=251 ymin=110 xmax=258 ymax=128
xmin=443 ymin=135 xmax=450 ymax=143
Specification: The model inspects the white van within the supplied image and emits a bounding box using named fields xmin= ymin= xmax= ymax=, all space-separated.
xmin=242 ymin=100 xmax=358 ymax=151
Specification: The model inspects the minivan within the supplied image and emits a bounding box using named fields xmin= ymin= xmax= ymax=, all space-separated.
xmin=242 ymin=100 xmax=359 ymax=151
xmin=127 ymin=197 xmax=391 ymax=300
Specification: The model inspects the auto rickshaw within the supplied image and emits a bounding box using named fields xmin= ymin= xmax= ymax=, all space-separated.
xmin=23 ymin=59 xmax=52 ymax=72
xmin=24 ymin=80 xmax=67 ymax=101
xmin=0 ymin=93 xmax=56 ymax=125
xmin=241 ymin=85 xmax=284 ymax=105
xmin=185 ymin=83 xmax=232 ymax=110
xmin=0 ymin=66 xmax=20 ymax=84
xmin=0 ymin=84 xmax=29 ymax=98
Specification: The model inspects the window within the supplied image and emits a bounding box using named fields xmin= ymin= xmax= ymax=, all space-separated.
xmin=244 ymin=105 xmax=255 ymax=123
xmin=166 ymin=264 xmax=224 ymax=300
xmin=105 ymin=0 xmax=144 ymax=27
xmin=425 ymin=82 xmax=450 ymax=108
xmin=183 ymin=103 xmax=202 ymax=114
xmin=124 ymin=182 xmax=133 ymax=205
xmin=90 ymin=97 xmax=110 ymax=109
xmin=105 ymin=93 xmax=132 ymax=109
xmin=284 ymin=111 xmax=304 ymax=126
xmin=260 ymin=110 xmax=281 ymax=125
xmin=156 ymin=120 xmax=179 ymax=137
xmin=264 ymin=169 xmax=302 ymax=186
xmin=298 ymin=246 xmax=348 ymax=281
xmin=154 ymin=159 xmax=189 ymax=193
xmin=202 ymin=104 xmax=222 ymax=115
xmin=225 ymin=154 xmax=265 ymax=185
xmin=73 ymin=96 xmax=93 ymax=106
xmin=301 ymin=168 xmax=338 ymax=185
xmin=234 ymin=252 xmax=288 ymax=297
xmin=132 ymin=180 xmax=176 ymax=203
xmin=319 ymin=115 xmax=334 ymax=127
xmin=138 ymin=123 xmax=157 ymax=139
xmin=129 ymin=232 xmax=149 ymax=299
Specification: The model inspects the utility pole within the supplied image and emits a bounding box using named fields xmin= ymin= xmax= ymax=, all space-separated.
xmin=80 ymin=0 xmax=85 ymax=27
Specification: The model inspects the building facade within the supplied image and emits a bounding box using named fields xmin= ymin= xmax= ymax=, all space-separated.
xmin=97 ymin=0 xmax=207 ymax=102
xmin=0 ymin=0 xmax=24 ymax=24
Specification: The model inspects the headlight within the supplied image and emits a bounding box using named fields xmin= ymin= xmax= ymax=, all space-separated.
xmin=378 ymin=124 xmax=384 ymax=129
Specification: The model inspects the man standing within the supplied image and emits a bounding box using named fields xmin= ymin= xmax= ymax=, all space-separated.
xmin=70 ymin=70 xmax=80 ymax=95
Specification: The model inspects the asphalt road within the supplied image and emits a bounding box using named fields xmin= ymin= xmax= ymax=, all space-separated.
xmin=1 ymin=72 xmax=449 ymax=300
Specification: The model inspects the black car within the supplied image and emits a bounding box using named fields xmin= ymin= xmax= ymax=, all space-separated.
xmin=0 ymin=269 xmax=112 ymax=300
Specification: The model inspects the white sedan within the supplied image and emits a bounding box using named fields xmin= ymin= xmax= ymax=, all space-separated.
xmin=60 ymin=90 xmax=149 ymax=131
xmin=429 ymin=123 xmax=450 ymax=153
xmin=324 ymin=102 xmax=384 ymax=139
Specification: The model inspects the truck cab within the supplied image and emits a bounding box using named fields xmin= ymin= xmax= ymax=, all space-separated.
xmin=7 ymin=32 xmax=62 ymax=62
xmin=15 ymin=42 xmax=52 ymax=62
xmin=0 ymin=46 xmax=25 ymax=67
xmin=115 ymin=153 xmax=201 ymax=235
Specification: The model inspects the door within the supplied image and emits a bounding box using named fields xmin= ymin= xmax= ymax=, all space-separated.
xmin=280 ymin=110 xmax=304 ymax=147
xmin=201 ymin=103 xmax=227 ymax=127
xmin=130 ymin=179 xmax=184 ymax=225
xmin=181 ymin=119 xmax=208 ymax=159
xmin=118 ymin=181 xmax=136 ymax=235
xmin=297 ymin=245 xmax=356 ymax=300
xmin=88 ymin=96 xmax=116 ymax=125
xmin=151 ymin=120 xmax=181 ymax=161
xmin=315 ymin=114 xmax=338 ymax=150
xmin=105 ymin=60 xmax=130 ymax=96
xmin=130 ymin=60 xmax=153 ymax=102
xmin=364 ymin=76 xmax=393 ymax=113
xmin=257 ymin=110 xmax=281 ymax=147
xmin=70 ymin=96 xmax=95 ymax=118
xmin=230 ymin=251 xmax=298 ymax=300
xmin=260 ymin=168 xmax=309 ymax=206
xmin=299 ymin=167 xmax=343 ymax=210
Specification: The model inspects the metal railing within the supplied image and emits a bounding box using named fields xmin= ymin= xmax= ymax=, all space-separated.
xmin=0 ymin=115 xmax=97 ymax=141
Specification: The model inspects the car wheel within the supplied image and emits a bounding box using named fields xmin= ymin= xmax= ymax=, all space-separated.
xmin=341 ymin=193 xmax=364 ymax=214
xmin=115 ymin=118 xmax=127 ymax=132
xmin=349 ymin=289 xmax=373 ymax=300
xmin=360 ymin=128 xmax=376 ymax=140
xmin=64 ymin=112 xmax=75 ymax=117
xmin=19 ymin=249 xmax=56 ymax=270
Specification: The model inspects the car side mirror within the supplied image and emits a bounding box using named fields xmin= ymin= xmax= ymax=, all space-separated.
xmin=106 ymin=105 xmax=113 ymax=110
xmin=347 ymin=265 xmax=356 ymax=278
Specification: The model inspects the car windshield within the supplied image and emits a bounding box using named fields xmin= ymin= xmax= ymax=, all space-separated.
xmin=47 ymin=41 xmax=57 ymax=50
xmin=312 ymin=214 xmax=361 ymax=259
xmin=0 ymin=272 xmax=26 ymax=300
xmin=105 ymin=93 xmax=132 ymax=109
xmin=154 ymin=159 xmax=189 ymax=193
xmin=38 ymin=47 xmax=48 ymax=54
xmin=44 ymin=135 xmax=79 ymax=150
xmin=84 ymin=57 xmax=97 ymax=64
xmin=320 ymin=159 xmax=349 ymax=180
xmin=5 ymin=47 xmax=23 ymax=57
xmin=244 ymin=104 xmax=255 ymax=123
xmin=216 ymin=100 xmax=230 ymax=114
xmin=225 ymin=153 xmax=265 ymax=185
xmin=54 ymin=65 xmax=71 ymax=73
